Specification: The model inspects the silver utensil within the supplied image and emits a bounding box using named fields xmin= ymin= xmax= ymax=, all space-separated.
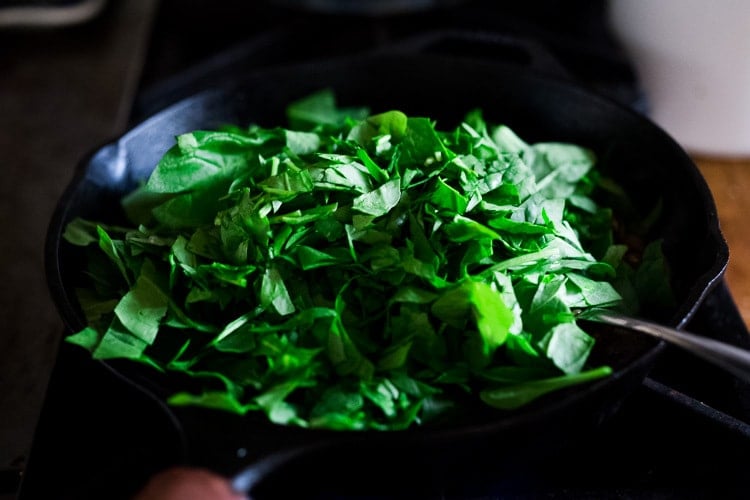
xmin=582 ymin=309 xmax=750 ymax=384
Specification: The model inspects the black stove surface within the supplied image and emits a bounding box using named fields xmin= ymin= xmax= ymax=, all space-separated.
xmin=18 ymin=1 xmax=750 ymax=498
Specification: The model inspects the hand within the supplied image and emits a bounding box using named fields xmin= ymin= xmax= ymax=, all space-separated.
xmin=133 ymin=466 xmax=247 ymax=500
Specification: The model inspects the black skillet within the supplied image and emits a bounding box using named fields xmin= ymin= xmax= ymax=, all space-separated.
xmin=45 ymin=33 xmax=728 ymax=497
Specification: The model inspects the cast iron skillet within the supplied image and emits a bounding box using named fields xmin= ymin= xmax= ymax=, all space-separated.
xmin=45 ymin=38 xmax=728 ymax=497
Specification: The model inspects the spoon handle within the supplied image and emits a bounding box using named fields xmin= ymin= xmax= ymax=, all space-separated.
xmin=586 ymin=310 xmax=750 ymax=384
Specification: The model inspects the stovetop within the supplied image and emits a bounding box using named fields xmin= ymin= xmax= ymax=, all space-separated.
xmin=17 ymin=1 xmax=750 ymax=498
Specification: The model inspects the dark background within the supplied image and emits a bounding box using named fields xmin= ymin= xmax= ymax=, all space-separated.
xmin=0 ymin=1 xmax=156 ymax=491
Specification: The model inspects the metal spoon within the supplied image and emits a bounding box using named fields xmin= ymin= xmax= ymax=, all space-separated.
xmin=581 ymin=309 xmax=750 ymax=384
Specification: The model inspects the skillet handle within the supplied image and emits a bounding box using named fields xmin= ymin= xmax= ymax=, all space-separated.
xmin=376 ymin=29 xmax=574 ymax=81
xmin=229 ymin=441 xmax=332 ymax=497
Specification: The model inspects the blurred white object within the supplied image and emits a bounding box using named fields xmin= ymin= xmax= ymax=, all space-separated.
xmin=0 ymin=0 xmax=107 ymax=28
xmin=607 ymin=0 xmax=750 ymax=158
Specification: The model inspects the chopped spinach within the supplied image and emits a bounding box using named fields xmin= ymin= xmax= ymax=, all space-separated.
xmin=63 ymin=89 xmax=669 ymax=430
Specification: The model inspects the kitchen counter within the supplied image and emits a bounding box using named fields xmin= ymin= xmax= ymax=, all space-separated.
xmin=695 ymin=157 xmax=750 ymax=328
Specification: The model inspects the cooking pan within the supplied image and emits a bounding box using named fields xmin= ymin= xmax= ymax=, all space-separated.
xmin=45 ymin=33 xmax=728 ymax=497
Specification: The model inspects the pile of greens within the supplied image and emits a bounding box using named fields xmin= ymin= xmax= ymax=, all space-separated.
xmin=63 ymin=90 xmax=665 ymax=431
